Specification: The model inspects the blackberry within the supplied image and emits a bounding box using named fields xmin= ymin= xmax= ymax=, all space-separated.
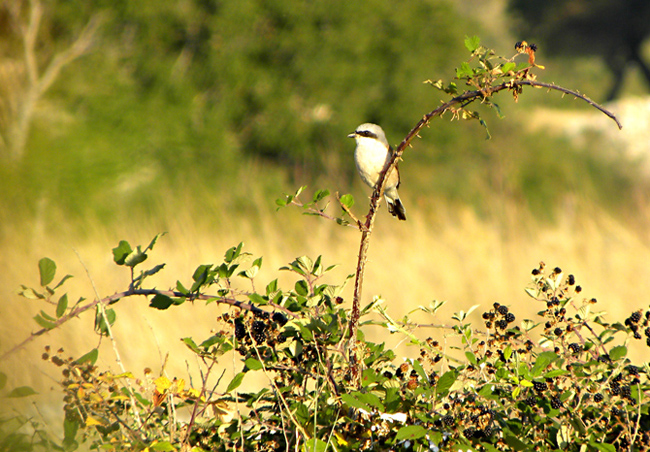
xmin=497 ymin=305 xmax=509 ymax=316
xmin=533 ymin=381 xmax=547 ymax=392
xmin=550 ymin=396 xmax=562 ymax=409
xmin=613 ymin=374 xmax=623 ymax=383
xmin=253 ymin=309 xmax=270 ymax=320
xmin=251 ymin=320 xmax=267 ymax=343
xmin=554 ymin=328 xmax=563 ymax=337
xmin=271 ymin=312 xmax=288 ymax=326
xmin=575 ymin=286 xmax=582 ymax=293
xmin=568 ymin=274 xmax=575 ymax=285
xmin=634 ymin=332 xmax=642 ymax=340
xmin=610 ymin=386 xmax=621 ymax=396
xmin=553 ymin=267 xmax=562 ymax=274
xmin=545 ymin=321 xmax=552 ymax=329
xmin=645 ymin=327 xmax=650 ymax=337
xmin=463 ymin=427 xmax=476 ymax=439
xmin=532 ymin=268 xmax=540 ymax=275
xmin=442 ymin=415 xmax=454 ymax=426
xmin=569 ymin=343 xmax=582 ymax=353
xmin=383 ymin=371 xmax=393 ymax=379
xmin=496 ymin=320 xmax=508 ymax=330
xmin=524 ymin=396 xmax=537 ymax=407
xmin=630 ymin=311 xmax=642 ymax=323
xmin=627 ymin=365 xmax=639 ymax=376
xmin=234 ymin=319 xmax=247 ymax=340
xmin=621 ymin=386 xmax=631 ymax=399
xmin=505 ymin=313 xmax=515 ymax=323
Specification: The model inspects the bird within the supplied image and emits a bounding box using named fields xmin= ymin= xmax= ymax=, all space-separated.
xmin=348 ymin=123 xmax=406 ymax=221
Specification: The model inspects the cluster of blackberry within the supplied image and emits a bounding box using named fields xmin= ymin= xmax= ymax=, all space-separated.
xmin=226 ymin=308 xmax=288 ymax=351
xmin=624 ymin=308 xmax=650 ymax=345
xmin=482 ymin=302 xmax=516 ymax=332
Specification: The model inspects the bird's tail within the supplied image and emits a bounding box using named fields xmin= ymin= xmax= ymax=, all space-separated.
xmin=386 ymin=196 xmax=406 ymax=221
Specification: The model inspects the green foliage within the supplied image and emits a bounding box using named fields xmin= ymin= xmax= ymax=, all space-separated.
xmin=9 ymin=235 xmax=650 ymax=451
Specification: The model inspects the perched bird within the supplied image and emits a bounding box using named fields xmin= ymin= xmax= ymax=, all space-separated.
xmin=348 ymin=123 xmax=406 ymax=221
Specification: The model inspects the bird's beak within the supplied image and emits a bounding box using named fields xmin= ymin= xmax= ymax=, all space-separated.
xmin=347 ymin=132 xmax=356 ymax=138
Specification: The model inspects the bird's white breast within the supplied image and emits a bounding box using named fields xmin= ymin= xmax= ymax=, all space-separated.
xmin=354 ymin=136 xmax=391 ymax=188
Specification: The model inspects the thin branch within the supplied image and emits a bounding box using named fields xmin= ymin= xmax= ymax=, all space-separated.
xmin=345 ymin=76 xmax=622 ymax=380
xmin=0 ymin=288 xmax=297 ymax=360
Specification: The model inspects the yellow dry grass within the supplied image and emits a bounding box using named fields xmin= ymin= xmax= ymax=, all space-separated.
xmin=2 ymin=190 xmax=650 ymax=427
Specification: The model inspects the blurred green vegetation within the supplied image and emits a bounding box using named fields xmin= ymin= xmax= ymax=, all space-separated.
xmin=0 ymin=0 xmax=647 ymax=234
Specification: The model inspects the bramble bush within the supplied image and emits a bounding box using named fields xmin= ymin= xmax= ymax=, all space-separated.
xmin=2 ymin=38 xmax=647 ymax=452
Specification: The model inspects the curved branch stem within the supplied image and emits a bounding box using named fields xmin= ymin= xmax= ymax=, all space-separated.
xmin=345 ymin=77 xmax=621 ymax=380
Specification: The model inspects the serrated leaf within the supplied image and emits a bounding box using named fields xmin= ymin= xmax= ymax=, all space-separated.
xmin=76 ymin=348 xmax=99 ymax=365
xmin=396 ymin=425 xmax=426 ymax=441
xmin=149 ymin=294 xmax=174 ymax=310
xmin=225 ymin=243 xmax=243 ymax=263
xmin=226 ymin=372 xmax=245 ymax=393
xmin=56 ymin=294 xmax=68 ymax=318
xmin=464 ymin=35 xmax=481 ymax=52
xmin=355 ymin=391 xmax=384 ymax=412
xmin=38 ymin=258 xmax=56 ymax=287
xmin=6 ymin=386 xmax=38 ymax=398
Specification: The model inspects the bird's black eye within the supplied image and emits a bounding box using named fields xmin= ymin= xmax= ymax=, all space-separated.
xmin=357 ymin=130 xmax=376 ymax=139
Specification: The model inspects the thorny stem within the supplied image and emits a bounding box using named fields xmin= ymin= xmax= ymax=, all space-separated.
xmin=346 ymin=77 xmax=621 ymax=381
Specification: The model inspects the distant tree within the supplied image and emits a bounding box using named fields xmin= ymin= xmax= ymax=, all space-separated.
xmin=0 ymin=0 xmax=101 ymax=160
xmin=508 ymin=0 xmax=650 ymax=100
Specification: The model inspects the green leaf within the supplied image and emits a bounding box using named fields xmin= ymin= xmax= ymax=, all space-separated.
xmin=149 ymin=294 xmax=174 ymax=310
xmin=312 ymin=189 xmax=329 ymax=203
xmin=302 ymin=438 xmax=328 ymax=452
xmin=33 ymin=312 xmax=56 ymax=330
xmin=464 ymin=35 xmax=481 ymax=52
xmin=145 ymin=233 xmax=166 ymax=252
xmin=609 ymin=345 xmax=627 ymax=361
xmin=396 ymin=425 xmax=426 ymax=441
xmin=181 ymin=337 xmax=200 ymax=353
xmin=339 ymin=193 xmax=354 ymax=208
xmin=76 ymin=348 xmax=99 ymax=365
xmin=266 ymin=279 xmax=278 ymax=295
xmin=63 ymin=417 xmax=79 ymax=444
xmin=355 ymin=391 xmax=384 ymax=412
xmin=6 ymin=386 xmax=38 ymax=398
xmin=295 ymin=280 xmax=309 ymax=296
xmin=95 ymin=308 xmax=116 ymax=335
xmin=53 ymin=274 xmax=73 ymax=290
xmin=456 ymin=61 xmax=473 ymax=79
xmin=56 ymin=294 xmax=69 ymax=318
xmin=500 ymin=62 xmax=516 ymax=74
xmin=248 ymin=293 xmax=268 ymax=306
xmin=112 ymin=240 xmax=132 ymax=265
xmin=151 ymin=441 xmax=176 ymax=451
xmin=124 ymin=246 xmax=148 ymax=267
xmin=504 ymin=434 xmax=529 ymax=450
xmin=176 ymin=280 xmax=189 ymax=295
xmin=412 ymin=359 xmax=429 ymax=382
xmin=225 ymin=243 xmax=243 ymax=263
xmin=38 ymin=258 xmax=56 ymax=287
xmin=226 ymin=372 xmax=245 ymax=393
xmin=544 ymin=369 xmax=569 ymax=378
xmin=531 ymin=351 xmax=558 ymax=377
xmin=589 ymin=441 xmax=616 ymax=452
xmin=245 ymin=358 xmax=263 ymax=371
xmin=436 ymin=370 xmax=458 ymax=395
xmin=341 ymin=393 xmax=370 ymax=411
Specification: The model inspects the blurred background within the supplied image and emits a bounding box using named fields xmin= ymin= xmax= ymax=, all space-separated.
xmin=2 ymin=0 xmax=650 ymax=429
